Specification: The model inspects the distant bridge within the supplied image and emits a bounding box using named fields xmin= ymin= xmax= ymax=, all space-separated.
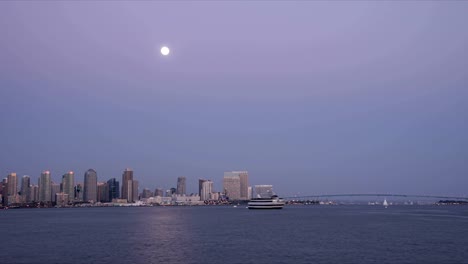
xmin=283 ymin=194 xmax=468 ymax=201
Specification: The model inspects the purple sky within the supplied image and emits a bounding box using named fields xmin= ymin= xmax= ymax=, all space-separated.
xmin=1 ymin=1 xmax=467 ymax=196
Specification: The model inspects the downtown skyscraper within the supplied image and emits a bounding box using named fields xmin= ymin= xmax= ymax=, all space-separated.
xmin=20 ymin=175 xmax=30 ymax=203
xmin=121 ymin=168 xmax=138 ymax=202
xmin=223 ymin=175 xmax=241 ymax=200
xmin=6 ymin=173 xmax=18 ymax=204
xmin=61 ymin=171 xmax=75 ymax=203
xmin=224 ymin=171 xmax=249 ymax=200
xmin=107 ymin=178 xmax=119 ymax=202
xmin=39 ymin=171 xmax=51 ymax=203
xmin=83 ymin=169 xmax=97 ymax=203
xmin=200 ymin=180 xmax=213 ymax=201
xmin=177 ymin=176 xmax=186 ymax=195
xmin=7 ymin=173 xmax=17 ymax=197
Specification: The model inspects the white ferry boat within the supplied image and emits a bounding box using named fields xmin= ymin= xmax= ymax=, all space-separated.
xmin=248 ymin=195 xmax=285 ymax=210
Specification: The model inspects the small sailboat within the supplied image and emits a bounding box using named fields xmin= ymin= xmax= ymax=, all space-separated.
xmin=383 ymin=199 xmax=389 ymax=208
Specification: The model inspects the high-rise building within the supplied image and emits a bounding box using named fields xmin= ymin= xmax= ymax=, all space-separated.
xmin=121 ymin=168 xmax=133 ymax=202
xmin=39 ymin=171 xmax=52 ymax=203
xmin=200 ymin=180 xmax=213 ymax=201
xmin=20 ymin=175 xmax=31 ymax=203
xmin=223 ymin=175 xmax=241 ymax=200
xmin=224 ymin=171 xmax=248 ymax=200
xmin=83 ymin=169 xmax=98 ymax=203
xmin=0 ymin=178 xmax=6 ymax=205
xmin=132 ymin=180 xmax=139 ymax=202
xmin=254 ymin=185 xmax=274 ymax=198
xmin=176 ymin=177 xmax=186 ymax=195
xmin=51 ymin=182 xmax=61 ymax=203
xmin=97 ymin=182 xmax=108 ymax=203
xmin=7 ymin=173 xmax=17 ymax=197
xmin=107 ymin=178 xmax=120 ymax=201
xmin=30 ymin=185 xmax=39 ymax=202
xmin=248 ymin=186 xmax=253 ymax=200
xmin=61 ymin=171 xmax=75 ymax=203
xmin=198 ymin=179 xmax=207 ymax=197
xmin=75 ymin=183 xmax=83 ymax=201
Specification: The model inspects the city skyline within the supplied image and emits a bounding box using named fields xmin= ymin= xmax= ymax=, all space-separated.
xmin=1 ymin=3 xmax=467 ymax=197
xmin=0 ymin=168 xmax=263 ymax=207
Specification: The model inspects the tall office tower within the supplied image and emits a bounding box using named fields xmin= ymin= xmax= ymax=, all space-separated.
xmin=176 ymin=177 xmax=186 ymax=195
xmin=61 ymin=171 xmax=75 ymax=202
xmin=254 ymin=185 xmax=274 ymax=198
xmin=31 ymin=185 xmax=39 ymax=202
xmin=51 ymin=182 xmax=61 ymax=203
xmin=132 ymin=180 xmax=139 ymax=202
xmin=7 ymin=173 xmax=17 ymax=197
xmin=224 ymin=171 xmax=248 ymax=200
xmin=154 ymin=188 xmax=164 ymax=197
xmin=107 ymin=178 xmax=120 ymax=201
xmin=83 ymin=169 xmax=98 ymax=203
xmin=97 ymin=182 xmax=108 ymax=203
xmin=223 ymin=175 xmax=241 ymax=200
xmin=75 ymin=183 xmax=83 ymax=201
xmin=0 ymin=178 xmax=6 ymax=205
xmin=121 ymin=168 xmax=133 ymax=202
xmin=39 ymin=171 xmax=52 ymax=203
xmin=20 ymin=175 xmax=30 ymax=203
xmin=198 ymin=179 xmax=207 ymax=197
xmin=200 ymin=180 xmax=213 ymax=201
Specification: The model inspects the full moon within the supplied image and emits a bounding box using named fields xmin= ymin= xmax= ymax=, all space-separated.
xmin=161 ymin=46 xmax=170 ymax=56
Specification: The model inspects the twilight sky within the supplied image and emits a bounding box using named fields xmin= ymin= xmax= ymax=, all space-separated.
xmin=0 ymin=1 xmax=467 ymax=197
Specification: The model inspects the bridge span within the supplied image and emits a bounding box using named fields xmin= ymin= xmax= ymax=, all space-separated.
xmin=284 ymin=194 xmax=468 ymax=201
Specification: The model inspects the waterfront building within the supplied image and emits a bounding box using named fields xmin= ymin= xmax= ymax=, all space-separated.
xmin=7 ymin=173 xmax=17 ymax=196
xmin=224 ymin=171 xmax=249 ymax=200
xmin=173 ymin=194 xmax=203 ymax=205
xmin=254 ymin=185 xmax=274 ymax=198
xmin=200 ymin=180 xmax=213 ymax=201
xmin=198 ymin=179 xmax=207 ymax=197
xmin=247 ymin=186 xmax=253 ymax=200
xmin=154 ymin=188 xmax=164 ymax=197
xmin=107 ymin=178 xmax=120 ymax=201
xmin=210 ymin=192 xmax=220 ymax=201
xmin=51 ymin=182 xmax=60 ymax=203
xmin=39 ymin=171 xmax=52 ymax=203
xmin=0 ymin=178 xmax=6 ymax=205
xmin=132 ymin=180 xmax=139 ymax=202
xmin=61 ymin=171 xmax=75 ymax=203
xmin=30 ymin=185 xmax=39 ymax=202
xmin=55 ymin=193 xmax=69 ymax=207
xmin=121 ymin=168 xmax=133 ymax=202
xmin=223 ymin=175 xmax=241 ymax=200
xmin=75 ymin=183 xmax=83 ymax=201
xmin=97 ymin=182 xmax=108 ymax=203
xmin=141 ymin=188 xmax=153 ymax=199
xmin=83 ymin=169 xmax=98 ymax=203
xmin=176 ymin=176 xmax=186 ymax=195
xmin=20 ymin=175 xmax=30 ymax=203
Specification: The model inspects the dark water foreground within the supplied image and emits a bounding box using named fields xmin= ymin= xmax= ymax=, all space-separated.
xmin=2 ymin=205 xmax=467 ymax=264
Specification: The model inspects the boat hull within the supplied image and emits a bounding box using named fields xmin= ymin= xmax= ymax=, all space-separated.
xmin=248 ymin=205 xmax=284 ymax=209
xmin=247 ymin=198 xmax=285 ymax=209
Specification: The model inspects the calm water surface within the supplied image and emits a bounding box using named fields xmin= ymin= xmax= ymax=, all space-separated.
xmin=2 ymin=205 xmax=468 ymax=264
